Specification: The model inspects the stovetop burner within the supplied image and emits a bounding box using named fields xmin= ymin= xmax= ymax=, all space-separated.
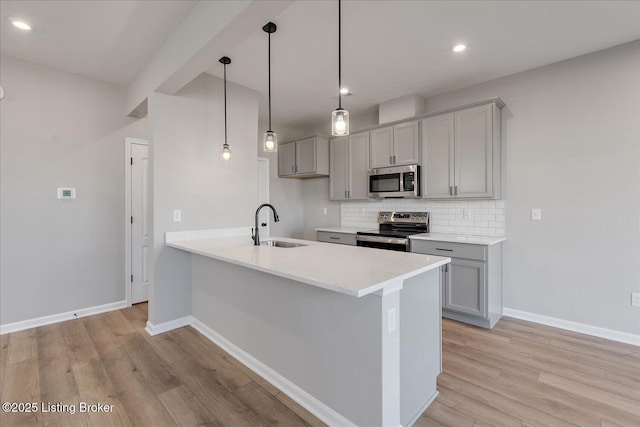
xmin=355 ymin=212 xmax=430 ymax=251
xmin=358 ymin=211 xmax=430 ymax=237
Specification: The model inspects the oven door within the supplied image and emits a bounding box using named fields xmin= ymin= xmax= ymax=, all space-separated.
xmin=356 ymin=235 xmax=409 ymax=252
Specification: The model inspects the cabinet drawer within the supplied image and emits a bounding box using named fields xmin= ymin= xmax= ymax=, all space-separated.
xmin=410 ymin=240 xmax=486 ymax=261
xmin=317 ymin=231 xmax=357 ymax=246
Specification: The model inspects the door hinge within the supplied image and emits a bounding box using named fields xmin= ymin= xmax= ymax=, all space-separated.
xmin=130 ymin=274 xmax=133 ymax=283
xmin=130 ymin=157 xmax=133 ymax=165
xmin=130 ymin=216 xmax=133 ymax=224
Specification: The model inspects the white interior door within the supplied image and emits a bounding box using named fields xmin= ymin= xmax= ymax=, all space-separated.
xmin=257 ymin=157 xmax=270 ymax=237
xmin=131 ymin=142 xmax=150 ymax=303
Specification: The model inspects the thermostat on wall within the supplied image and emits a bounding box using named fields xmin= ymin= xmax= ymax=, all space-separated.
xmin=57 ymin=188 xmax=76 ymax=199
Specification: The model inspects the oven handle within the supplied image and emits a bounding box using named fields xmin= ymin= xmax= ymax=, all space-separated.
xmin=356 ymin=235 xmax=408 ymax=245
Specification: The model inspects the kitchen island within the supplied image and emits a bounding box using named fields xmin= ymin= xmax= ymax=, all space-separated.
xmin=163 ymin=228 xmax=449 ymax=426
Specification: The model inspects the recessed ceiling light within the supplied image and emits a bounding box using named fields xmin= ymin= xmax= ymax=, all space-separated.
xmin=452 ymin=43 xmax=467 ymax=53
xmin=8 ymin=18 xmax=32 ymax=31
xmin=340 ymin=87 xmax=350 ymax=95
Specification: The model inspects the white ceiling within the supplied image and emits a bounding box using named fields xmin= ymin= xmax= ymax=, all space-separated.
xmin=207 ymin=0 xmax=640 ymax=129
xmin=0 ymin=0 xmax=196 ymax=85
xmin=1 ymin=1 xmax=638 ymax=130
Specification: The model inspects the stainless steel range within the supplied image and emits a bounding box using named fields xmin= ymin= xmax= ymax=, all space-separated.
xmin=356 ymin=211 xmax=430 ymax=252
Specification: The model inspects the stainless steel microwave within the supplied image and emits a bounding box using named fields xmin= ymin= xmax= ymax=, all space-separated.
xmin=368 ymin=164 xmax=420 ymax=198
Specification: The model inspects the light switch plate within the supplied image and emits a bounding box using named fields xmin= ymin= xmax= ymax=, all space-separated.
xmin=531 ymin=208 xmax=542 ymax=221
xmin=387 ymin=308 xmax=397 ymax=333
xmin=173 ymin=210 xmax=181 ymax=222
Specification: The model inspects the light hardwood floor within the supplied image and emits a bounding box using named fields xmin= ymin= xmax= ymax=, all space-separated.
xmin=0 ymin=303 xmax=638 ymax=426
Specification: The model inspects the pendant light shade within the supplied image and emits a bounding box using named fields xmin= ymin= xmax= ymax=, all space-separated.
xmin=332 ymin=109 xmax=349 ymax=136
xmin=332 ymin=0 xmax=349 ymax=136
xmin=219 ymin=56 xmax=232 ymax=161
xmin=263 ymin=22 xmax=278 ymax=152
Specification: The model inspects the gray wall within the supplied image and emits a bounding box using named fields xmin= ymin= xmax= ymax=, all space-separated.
xmin=256 ymin=121 xmax=308 ymax=239
xmin=0 ymin=56 xmax=147 ymax=325
xmin=301 ymin=178 xmax=341 ymax=240
xmin=424 ymin=41 xmax=640 ymax=335
xmin=300 ymin=41 xmax=640 ymax=335
xmin=149 ymin=73 xmax=259 ymax=325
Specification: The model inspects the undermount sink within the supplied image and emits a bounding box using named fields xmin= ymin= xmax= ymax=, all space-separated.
xmin=260 ymin=240 xmax=307 ymax=248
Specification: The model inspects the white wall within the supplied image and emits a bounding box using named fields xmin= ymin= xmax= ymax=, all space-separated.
xmin=0 ymin=56 xmax=147 ymax=325
xmin=149 ymin=73 xmax=259 ymax=325
xmin=424 ymin=40 xmax=640 ymax=335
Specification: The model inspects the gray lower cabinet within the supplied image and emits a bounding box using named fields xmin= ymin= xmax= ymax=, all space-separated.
xmin=411 ymin=239 xmax=502 ymax=328
xmin=316 ymin=231 xmax=357 ymax=246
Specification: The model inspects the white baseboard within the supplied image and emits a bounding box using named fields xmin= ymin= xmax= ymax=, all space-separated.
xmin=190 ymin=317 xmax=357 ymax=427
xmin=0 ymin=300 xmax=128 ymax=335
xmin=503 ymin=308 xmax=640 ymax=347
xmin=406 ymin=390 xmax=439 ymax=427
xmin=145 ymin=316 xmax=192 ymax=336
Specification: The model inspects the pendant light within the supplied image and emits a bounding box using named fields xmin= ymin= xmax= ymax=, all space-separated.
xmin=262 ymin=22 xmax=278 ymax=152
xmin=219 ymin=56 xmax=232 ymax=161
xmin=331 ymin=0 xmax=349 ymax=136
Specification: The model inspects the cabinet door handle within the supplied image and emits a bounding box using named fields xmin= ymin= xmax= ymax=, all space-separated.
xmin=291 ymin=165 xmax=294 ymax=173
xmin=345 ymin=190 xmax=347 ymax=199
xmin=454 ymin=186 xmax=458 ymax=196
xmin=449 ymin=186 xmax=453 ymax=196
xmin=393 ymin=155 xmax=396 ymax=164
xmin=435 ymin=248 xmax=453 ymax=252
xmin=329 ymin=236 xmax=340 ymax=240
xmin=347 ymin=190 xmax=350 ymax=198
xmin=390 ymin=155 xmax=393 ymax=165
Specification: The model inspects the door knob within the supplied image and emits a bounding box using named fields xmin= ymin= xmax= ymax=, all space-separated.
xmin=261 ymin=223 xmax=267 ymax=227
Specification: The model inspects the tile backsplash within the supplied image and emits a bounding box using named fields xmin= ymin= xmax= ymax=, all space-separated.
xmin=341 ymin=200 xmax=506 ymax=236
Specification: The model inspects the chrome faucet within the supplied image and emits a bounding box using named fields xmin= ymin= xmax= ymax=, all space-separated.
xmin=252 ymin=203 xmax=280 ymax=245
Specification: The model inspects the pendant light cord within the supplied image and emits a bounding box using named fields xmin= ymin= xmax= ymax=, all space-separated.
xmin=338 ymin=0 xmax=342 ymax=110
xmin=268 ymin=31 xmax=272 ymax=132
xmin=223 ymin=62 xmax=228 ymax=145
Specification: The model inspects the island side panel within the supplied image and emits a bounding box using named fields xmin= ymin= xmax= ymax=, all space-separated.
xmin=400 ymin=268 xmax=441 ymax=426
xmin=190 ymin=255 xmax=386 ymax=426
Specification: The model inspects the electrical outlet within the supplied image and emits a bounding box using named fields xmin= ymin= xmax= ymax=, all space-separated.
xmin=173 ymin=209 xmax=181 ymax=222
xmin=531 ymin=208 xmax=542 ymax=221
xmin=323 ymin=207 xmax=328 ymax=215
xmin=632 ymin=292 xmax=640 ymax=307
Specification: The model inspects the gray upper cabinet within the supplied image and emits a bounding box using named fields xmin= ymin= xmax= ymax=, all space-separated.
xmin=422 ymin=101 xmax=503 ymax=199
xmin=369 ymin=126 xmax=394 ymax=168
xmin=369 ymin=121 xmax=420 ymax=168
xmin=330 ymin=132 xmax=370 ymax=200
xmin=421 ymin=114 xmax=454 ymax=198
xmin=278 ymin=141 xmax=297 ymax=176
xmin=278 ymin=135 xmax=329 ymax=178
xmin=393 ymin=120 xmax=420 ymax=165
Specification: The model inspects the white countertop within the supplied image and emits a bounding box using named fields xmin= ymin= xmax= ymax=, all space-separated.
xmin=315 ymin=226 xmax=374 ymax=234
xmin=167 ymin=235 xmax=449 ymax=297
xmin=410 ymin=233 xmax=506 ymax=246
